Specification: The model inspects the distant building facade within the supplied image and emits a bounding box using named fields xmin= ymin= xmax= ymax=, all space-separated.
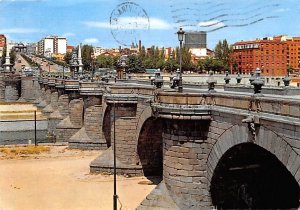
xmin=232 ymin=35 xmax=300 ymax=76
xmin=67 ymin=45 xmax=75 ymax=53
xmin=38 ymin=36 xmax=67 ymax=58
xmin=184 ymin=31 xmax=207 ymax=49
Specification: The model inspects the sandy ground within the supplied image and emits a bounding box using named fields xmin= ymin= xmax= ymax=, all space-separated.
xmin=0 ymin=146 xmax=156 ymax=210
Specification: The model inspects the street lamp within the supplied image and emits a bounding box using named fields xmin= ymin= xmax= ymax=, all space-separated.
xmin=177 ymin=27 xmax=185 ymax=92
xmin=62 ymin=64 xmax=65 ymax=79
xmin=48 ymin=62 xmax=51 ymax=76
xmin=40 ymin=64 xmax=43 ymax=77
xmin=170 ymin=52 xmax=173 ymax=74
xmin=91 ymin=52 xmax=95 ymax=82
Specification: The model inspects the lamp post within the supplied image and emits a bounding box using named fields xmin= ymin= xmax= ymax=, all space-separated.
xmin=170 ymin=52 xmax=173 ymax=73
xmin=113 ymin=97 xmax=117 ymax=210
xmin=40 ymin=64 xmax=43 ymax=77
xmin=91 ymin=52 xmax=95 ymax=82
xmin=62 ymin=64 xmax=65 ymax=79
xmin=177 ymin=27 xmax=185 ymax=92
xmin=48 ymin=62 xmax=52 ymax=77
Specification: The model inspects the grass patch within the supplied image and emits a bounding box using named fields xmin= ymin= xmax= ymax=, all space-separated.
xmin=0 ymin=145 xmax=50 ymax=156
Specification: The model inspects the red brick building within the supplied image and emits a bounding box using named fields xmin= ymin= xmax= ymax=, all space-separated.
xmin=0 ymin=34 xmax=6 ymax=57
xmin=0 ymin=34 xmax=6 ymax=47
xmin=231 ymin=36 xmax=300 ymax=76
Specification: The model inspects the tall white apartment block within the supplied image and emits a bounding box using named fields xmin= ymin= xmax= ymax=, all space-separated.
xmin=38 ymin=35 xmax=67 ymax=57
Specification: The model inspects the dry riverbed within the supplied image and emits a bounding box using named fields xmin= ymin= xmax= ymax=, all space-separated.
xmin=0 ymin=146 xmax=156 ymax=210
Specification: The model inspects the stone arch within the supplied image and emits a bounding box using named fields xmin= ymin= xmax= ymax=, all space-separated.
xmin=137 ymin=115 xmax=163 ymax=178
xmin=207 ymin=124 xmax=300 ymax=208
xmin=102 ymin=105 xmax=111 ymax=148
xmin=136 ymin=106 xmax=153 ymax=142
xmin=207 ymin=125 xmax=300 ymax=185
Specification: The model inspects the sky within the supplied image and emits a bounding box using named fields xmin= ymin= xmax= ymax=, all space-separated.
xmin=0 ymin=0 xmax=299 ymax=49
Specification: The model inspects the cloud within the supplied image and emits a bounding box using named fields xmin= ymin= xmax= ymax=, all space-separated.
xmin=62 ymin=32 xmax=75 ymax=38
xmin=0 ymin=27 xmax=42 ymax=34
xmin=198 ymin=20 xmax=225 ymax=28
xmin=83 ymin=21 xmax=110 ymax=29
xmin=83 ymin=17 xmax=172 ymax=30
xmin=83 ymin=38 xmax=99 ymax=44
xmin=274 ymin=8 xmax=291 ymax=13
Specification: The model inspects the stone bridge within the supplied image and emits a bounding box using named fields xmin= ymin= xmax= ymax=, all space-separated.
xmin=1 ymin=75 xmax=300 ymax=209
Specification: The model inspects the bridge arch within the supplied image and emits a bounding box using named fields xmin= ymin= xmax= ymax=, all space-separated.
xmin=207 ymin=125 xmax=300 ymax=209
xmin=137 ymin=117 xmax=163 ymax=177
xmin=101 ymin=104 xmax=111 ymax=148
xmin=135 ymin=104 xmax=163 ymax=178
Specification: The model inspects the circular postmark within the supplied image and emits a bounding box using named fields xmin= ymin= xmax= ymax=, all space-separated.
xmin=110 ymin=2 xmax=150 ymax=47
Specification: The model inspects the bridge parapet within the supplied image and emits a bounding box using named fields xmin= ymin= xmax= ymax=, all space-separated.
xmin=64 ymin=79 xmax=80 ymax=91
xmin=42 ymin=77 xmax=48 ymax=85
xmin=48 ymin=78 xmax=56 ymax=87
xmin=55 ymin=78 xmax=64 ymax=89
xmin=109 ymin=85 xmax=156 ymax=96
xmin=153 ymin=91 xmax=300 ymax=119
xmin=79 ymin=81 xmax=103 ymax=96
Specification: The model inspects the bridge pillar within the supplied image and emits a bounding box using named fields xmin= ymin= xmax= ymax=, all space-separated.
xmin=4 ymin=76 xmax=21 ymax=102
xmin=162 ymin=119 xmax=212 ymax=209
xmin=20 ymin=76 xmax=36 ymax=102
xmin=47 ymin=94 xmax=69 ymax=140
xmin=90 ymin=101 xmax=143 ymax=174
xmin=56 ymin=98 xmax=84 ymax=142
xmin=69 ymin=95 xmax=107 ymax=150
xmin=36 ymin=88 xmax=48 ymax=108
xmin=42 ymin=91 xmax=58 ymax=117
xmin=89 ymin=90 xmax=162 ymax=175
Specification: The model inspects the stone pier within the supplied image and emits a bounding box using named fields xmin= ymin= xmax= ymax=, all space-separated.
xmin=56 ymin=98 xmax=84 ymax=142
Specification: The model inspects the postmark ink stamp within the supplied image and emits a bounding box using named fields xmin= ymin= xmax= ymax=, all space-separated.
xmin=110 ymin=2 xmax=150 ymax=46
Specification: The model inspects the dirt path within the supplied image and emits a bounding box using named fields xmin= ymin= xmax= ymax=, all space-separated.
xmin=0 ymin=147 xmax=156 ymax=210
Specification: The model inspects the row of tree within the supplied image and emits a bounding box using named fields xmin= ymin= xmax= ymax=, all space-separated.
xmin=63 ymin=40 xmax=233 ymax=74
xmin=1 ymin=47 xmax=16 ymax=66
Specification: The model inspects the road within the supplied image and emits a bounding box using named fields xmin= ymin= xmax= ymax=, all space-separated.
xmin=31 ymin=56 xmax=61 ymax=75
xmin=14 ymin=54 xmax=31 ymax=73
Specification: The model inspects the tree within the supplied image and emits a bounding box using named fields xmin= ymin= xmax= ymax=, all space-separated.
xmin=175 ymin=46 xmax=193 ymax=72
xmin=96 ymin=55 xmax=115 ymax=68
xmin=139 ymin=45 xmax=146 ymax=59
xmin=81 ymin=45 xmax=94 ymax=71
xmin=127 ymin=54 xmax=144 ymax=73
xmin=1 ymin=46 xmax=16 ymax=66
xmin=164 ymin=59 xmax=178 ymax=72
xmin=197 ymin=59 xmax=206 ymax=73
xmin=64 ymin=51 xmax=72 ymax=65
xmin=160 ymin=47 xmax=165 ymax=59
xmin=214 ymin=39 xmax=232 ymax=72
xmin=182 ymin=46 xmax=193 ymax=71
xmin=199 ymin=58 xmax=226 ymax=73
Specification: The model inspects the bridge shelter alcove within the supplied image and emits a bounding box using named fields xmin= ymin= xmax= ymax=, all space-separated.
xmin=210 ymin=143 xmax=300 ymax=209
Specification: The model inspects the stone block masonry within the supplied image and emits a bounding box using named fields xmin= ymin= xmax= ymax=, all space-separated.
xmin=21 ymin=77 xmax=35 ymax=102
xmin=57 ymin=94 xmax=69 ymax=118
xmin=4 ymin=81 xmax=20 ymax=102
xmin=113 ymin=116 xmax=138 ymax=164
xmin=162 ymin=119 xmax=212 ymax=209
xmin=69 ymin=98 xmax=84 ymax=128
xmin=69 ymin=105 xmax=107 ymax=150
xmin=56 ymin=98 xmax=84 ymax=142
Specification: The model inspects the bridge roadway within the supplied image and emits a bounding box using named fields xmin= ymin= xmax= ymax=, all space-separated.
xmin=1 ymin=75 xmax=300 ymax=209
